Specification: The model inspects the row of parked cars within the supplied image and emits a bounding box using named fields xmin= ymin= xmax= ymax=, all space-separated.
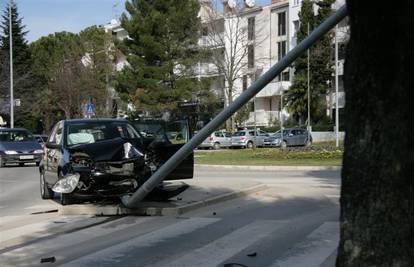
xmin=199 ymin=128 xmax=312 ymax=149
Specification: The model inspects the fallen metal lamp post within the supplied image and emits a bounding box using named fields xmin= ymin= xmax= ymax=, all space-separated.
xmin=122 ymin=5 xmax=348 ymax=208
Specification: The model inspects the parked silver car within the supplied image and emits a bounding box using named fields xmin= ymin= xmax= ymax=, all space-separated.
xmin=263 ymin=128 xmax=312 ymax=148
xmin=231 ymin=130 xmax=268 ymax=148
xmin=199 ymin=131 xmax=232 ymax=149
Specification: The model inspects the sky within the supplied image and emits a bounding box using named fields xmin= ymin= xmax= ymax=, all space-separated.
xmin=0 ymin=0 xmax=270 ymax=42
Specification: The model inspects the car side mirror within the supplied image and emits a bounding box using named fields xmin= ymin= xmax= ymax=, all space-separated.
xmin=46 ymin=142 xmax=62 ymax=149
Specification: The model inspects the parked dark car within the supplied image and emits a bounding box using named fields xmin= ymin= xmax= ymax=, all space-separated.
xmin=40 ymin=119 xmax=193 ymax=205
xmin=263 ymin=128 xmax=312 ymax=148
xmin=0 ymin=128 xmax=43 ymax=167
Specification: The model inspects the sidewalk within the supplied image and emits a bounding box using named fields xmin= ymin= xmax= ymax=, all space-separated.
xmin=195 ymin=164 xmax=342 ymax=171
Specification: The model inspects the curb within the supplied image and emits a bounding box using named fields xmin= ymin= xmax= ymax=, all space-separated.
xmin=195 ymin=164 xmax=342 ymax=171
xmin=58 ymin=184 xmax=268 ymax=216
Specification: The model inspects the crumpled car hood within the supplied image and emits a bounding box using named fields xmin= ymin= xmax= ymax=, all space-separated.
xmin=67 ymin=137 xmax=141 ymax=162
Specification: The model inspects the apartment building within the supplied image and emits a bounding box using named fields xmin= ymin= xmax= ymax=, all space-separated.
xmin=198 ymin=0 xmax=348 ymax=127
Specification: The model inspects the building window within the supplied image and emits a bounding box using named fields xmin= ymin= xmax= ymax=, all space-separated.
xmin=248 ymin=45 xmax=255 ymax=68
xmin=250 ymin=100 xmax=255 ymax=112
xmin=243 ymin=75 xmax=248 ymax=91
xmin=293 ymin=20 xmax=299 ymax=37
xmin=277 ymin=41 xmax=286 ymax=61
xmin=293 ymin=0 xmax=300 ymax=6
xmin=277 ymin=71 xmax=289 ymax=82
xmin=248 ymin=17 xmax=255 ymax=41
xmin=202 ymin=26 xmax=208 ymax=36
xmin=282 ymin=71 xmax=289 ymax=81
xmin=278 ymin=12 xmax=286 ymax=36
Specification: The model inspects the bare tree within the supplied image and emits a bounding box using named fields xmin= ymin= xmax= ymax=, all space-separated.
xmin=201 ymin=0 xmax=269 ymax=130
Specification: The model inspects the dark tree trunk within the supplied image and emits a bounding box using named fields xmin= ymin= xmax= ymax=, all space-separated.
xmin=337 ymin=1 xmax=414 ymax=266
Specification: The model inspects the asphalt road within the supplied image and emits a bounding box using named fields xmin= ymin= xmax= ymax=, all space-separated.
xmin=0 ymin=165 xmax=341 ymax=267
xmin=0 ymin=164 xmax=57 ymax=216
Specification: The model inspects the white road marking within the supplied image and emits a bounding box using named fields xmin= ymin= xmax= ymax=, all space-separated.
xmin=0 ymin=216 xmax=98 ymax=245
xmin=269 ymin=222 xmax=339 ymax=267
xmin=59 ymin=217 xmax=220 ymax=267
xmin=157 ymin=220 xmax=286 ymax=267
xmin=0 ymin=216 xmax=156 ymax=267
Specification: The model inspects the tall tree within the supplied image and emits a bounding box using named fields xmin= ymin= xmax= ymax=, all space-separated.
xmin=202 ymin=0 xmax=268 ymax=130
xmin=116 ymin=0 xmax=201 ymax=116
xmin=284 ymin=0 xmax=334 ymax=125
xmin=337 ymin=0 xmax=414 ymax=266
xmin=0 ymin=1 xmax=35 ymax=130
xmin=30 ymin=28 xmax=113 ymax=131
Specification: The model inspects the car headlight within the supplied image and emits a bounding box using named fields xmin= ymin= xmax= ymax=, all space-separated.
xmin=275 ymin=138 xmax=281 ymax=143
xmin=5 ymin=150 xmax=18 ymax=155
xmin=34 ymin=149 xmax=44 ymax=154
xmin=52 ymin=173 xmax=80 ymax=193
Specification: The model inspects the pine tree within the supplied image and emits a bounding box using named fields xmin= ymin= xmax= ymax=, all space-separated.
xmin=0 ymin=1 xmax=36 ymax=130
xmin=115 ymin=0 xmax=201 ymax=116
xmin=284 ymin=0 xmax=334 ymax=125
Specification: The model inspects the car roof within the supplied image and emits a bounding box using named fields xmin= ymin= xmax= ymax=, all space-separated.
xmin=64 ymin=118 xmax=127 ymax=124
xmin=0 ymin=128 xmax=30 ymax=132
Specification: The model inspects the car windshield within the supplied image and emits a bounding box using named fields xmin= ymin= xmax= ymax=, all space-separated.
xmin=233 ymin=132 xmax=246 ymax=137
xmin=67 ymin=122 xmax=140 ymax=146
xmin=0 ymin=130 xmax=34 ymax=142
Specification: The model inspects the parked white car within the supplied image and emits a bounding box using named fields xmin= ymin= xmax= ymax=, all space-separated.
xmin=198 ymin=131 xmax=232 ymax=149
xmin=231 ymin=130 xmax=268 ymax=148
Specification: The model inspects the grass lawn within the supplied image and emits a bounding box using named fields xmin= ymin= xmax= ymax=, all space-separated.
xmin=195 ymin=142 xmax=343 ymax=166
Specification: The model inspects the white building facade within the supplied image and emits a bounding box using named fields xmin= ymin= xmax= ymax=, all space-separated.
xmin=203 ymin=0 xmax=348 ymax=127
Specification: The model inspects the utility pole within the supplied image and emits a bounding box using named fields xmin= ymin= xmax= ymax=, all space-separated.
xmin=335 ymin=24 xmax=339 ymax=147
xmin=9 ymin=0 xmax=14 ymax=129
xmin=307 ymin=23 xmax=311 ymax=141
xmin=280 ymin=74 xmax=284 ymax=144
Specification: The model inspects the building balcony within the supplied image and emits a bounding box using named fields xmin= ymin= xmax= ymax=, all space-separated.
xmin=256 ymin=81 xmax=291 ymax=98
xmin=198 ymin=33 xmax=225 ymax=48
xmin=194 ymin=63 xmax=220 ymax=78
xmin=244 ymin=110 xmax=281 ymax=127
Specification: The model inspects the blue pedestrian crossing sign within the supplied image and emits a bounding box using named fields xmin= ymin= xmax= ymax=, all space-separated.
xmin=85 ymin=102 xmax=95 ymax=116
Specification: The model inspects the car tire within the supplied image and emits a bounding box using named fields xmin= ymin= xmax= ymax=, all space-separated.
xmin=281 ymin=141 xmax=287 ymax=149
xmin=36 ymin=161 xmax=40 ymax=167
xmin=0 ymin=157 xmax=4 ymax=168
xmin=247 ymin=141 xmax=253 ymax=149
xmin=40 ymin=172 xmax=54 ymax=199
xmin=213 ymin=142 xmax=220 ymax=150
xmin=19 ymin=163 xmax=25 ymax=167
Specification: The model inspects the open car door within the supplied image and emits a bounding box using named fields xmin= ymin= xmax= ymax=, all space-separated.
xmin=132 ymin=119 xmax=194 ymax=181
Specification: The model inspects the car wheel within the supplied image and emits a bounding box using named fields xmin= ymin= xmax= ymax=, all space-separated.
xmin=0 ymin=157 xmax=4 ymax=168
xmin=281 ymin=141 xmax=287 ymax=149
xmin=213 ymin=142 xmax=220 ymax=150
xmin=19 ymin=163 xmax=25 ymax=167
xmin=36 ymin=161 xmax=40 ymax=167
xmin=247 ymin=141 xmax=253 ymax=149
xmin=40 ymin=172 xmax=54 ymax=199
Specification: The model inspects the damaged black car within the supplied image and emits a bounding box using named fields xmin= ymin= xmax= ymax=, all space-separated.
xmin=39 ymin=119 xmax=193 ymax=205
